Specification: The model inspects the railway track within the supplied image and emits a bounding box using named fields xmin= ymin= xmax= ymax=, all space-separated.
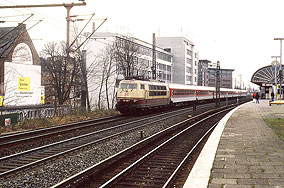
xmin=51 ymin=105 xmax=236 ymax=188
xmin=0 ymin=115 xmax=126 ymax=151
xmin=0 ymin=100 xmax=223 ymax=158
xmin=0 ymin=98 xmax=237 ymax=151
xmin=0 ymin=99 xmax=248 ymax=187
xmin=0 ymin=102 xmax=214 ymax=151
xmin=0 ymin=104 xmax=205 ymax=179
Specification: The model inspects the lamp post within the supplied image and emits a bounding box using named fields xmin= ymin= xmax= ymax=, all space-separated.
xmin=274 ymin=38 xmax=284 ymax=99
xmin=271 ymin=56 xmax=280 ymax=99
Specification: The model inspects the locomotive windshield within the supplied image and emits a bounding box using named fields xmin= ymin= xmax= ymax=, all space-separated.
xmin=120 ymin=83 xmax=137 ymax=89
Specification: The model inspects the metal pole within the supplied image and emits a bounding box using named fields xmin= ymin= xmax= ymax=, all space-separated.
xmin=81 ymin=50 xmax=87 ymax=110
xmin=280 ymin=40 xmax=282 ymax=99
xmin=66 ymin=5 xmax=72 ymax=58
xmin=0 ymin=2 xmax=86 ymax=9
xmin=152 ymin=33 xmax=156 ymax=80
xmin=274 ymin=38 xmax=284 ymax=99
xmin=275 ymin=57 xmax=278 ymax=94
xmin=215 ymin=61 xmax=220 ymax=107
xmin=271 ymin=55 xmax=280 ymax=100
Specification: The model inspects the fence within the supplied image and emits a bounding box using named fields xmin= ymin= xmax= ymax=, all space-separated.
xmin=0 ymin=105 xmax=71 ymax=122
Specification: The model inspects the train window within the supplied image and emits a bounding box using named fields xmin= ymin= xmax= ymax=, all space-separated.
xmin=199 ymin=91 xmax=207 ymax=95
xmin=120 ymin=83 xmax=137 ymax=89
xmin=149 ymin=90 xmax=167 ymax=96
xmin=150 ymin=85 xmax=156 ymax=90
xmin=140 ymin=84 xmax=145 ymax=89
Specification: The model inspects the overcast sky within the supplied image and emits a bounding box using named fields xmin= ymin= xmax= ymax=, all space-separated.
xmin=1 ymin=0 xmax=284 ymax=88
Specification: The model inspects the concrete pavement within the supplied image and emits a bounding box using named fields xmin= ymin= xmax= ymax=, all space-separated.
xmin=183 ymin=100 xmax=284 ymax=188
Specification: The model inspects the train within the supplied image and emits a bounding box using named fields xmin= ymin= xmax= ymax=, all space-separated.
xmin=116 ymin=79 xmax=248 ymax=114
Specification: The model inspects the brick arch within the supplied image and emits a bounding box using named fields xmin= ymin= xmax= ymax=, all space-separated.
xmin=6 ymin=27 xmax=40 ymax=65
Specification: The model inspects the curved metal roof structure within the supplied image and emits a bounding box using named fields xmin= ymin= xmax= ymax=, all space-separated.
xmin=251 ymin=65 xmax=280 ymax=86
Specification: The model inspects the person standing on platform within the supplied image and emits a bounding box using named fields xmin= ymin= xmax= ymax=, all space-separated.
xmin=252 ymin=92 xmax=256 ymax=103
xmin=255 ymin=92 xmax=260 ymax=103
xmin=271 ymin=91 xmax=275 ymax=101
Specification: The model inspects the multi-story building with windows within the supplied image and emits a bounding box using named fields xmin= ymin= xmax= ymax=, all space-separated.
xmin=198 ymin=59 xmax=234 ymax=89
xmin=156 ymin=37 xmax=199 ymax=85
xmin=83 ymin=32 xmax=173 ymax=109
xmin=198 ymin=59 xmax=210 ymax=86
xmin=208 ymin=67 xmax=234 ymax=89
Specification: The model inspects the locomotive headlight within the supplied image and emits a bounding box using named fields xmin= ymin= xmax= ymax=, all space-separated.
xmin=134 ymin=100 xmax=137 ymax=103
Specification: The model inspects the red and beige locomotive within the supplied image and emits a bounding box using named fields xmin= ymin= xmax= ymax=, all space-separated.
xmin=116 ymin=79 xmax=247 ymax=114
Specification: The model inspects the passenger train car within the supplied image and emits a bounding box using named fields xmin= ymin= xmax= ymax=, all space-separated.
xmin=116 ymin=79 xmax=247 ymax=114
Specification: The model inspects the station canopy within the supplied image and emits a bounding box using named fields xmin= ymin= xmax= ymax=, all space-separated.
xmin=251 ymin=65 xmax=281 ymax=86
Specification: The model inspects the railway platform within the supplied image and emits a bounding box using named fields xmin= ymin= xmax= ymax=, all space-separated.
xmin=183 ymin=100 xmax=284 ymax=188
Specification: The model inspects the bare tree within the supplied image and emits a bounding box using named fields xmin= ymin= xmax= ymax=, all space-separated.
xmin=69 ymin=26 xmax=95 ymax=112
xmin=91 ymin=35 xmax=149 ymax=109
xmin=114 ymin=36 xmax=142 ymax=78
xmin=40 ymin=41 xmax=80 ymax=106
xmin=79 ymin=50 xmax=91 ymax=112
xmin=96 ymin=45 xmax=117 ymax=110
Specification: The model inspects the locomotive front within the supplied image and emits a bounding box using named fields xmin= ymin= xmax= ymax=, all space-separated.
xmin=116 ymin=80 xmax=147 ymax=114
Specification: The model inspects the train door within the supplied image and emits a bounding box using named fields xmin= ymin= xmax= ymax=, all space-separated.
xmin=140 ymin=84 xmax=146 ymax=99
xmin=144 ymin=84 xmax=148 ymax=99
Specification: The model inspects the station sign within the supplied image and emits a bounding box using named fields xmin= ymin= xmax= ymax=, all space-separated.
xmin=18 ymin=77 xmax=30 ymax=91
xmin=40 ymin=86 xmax=45 ymax=104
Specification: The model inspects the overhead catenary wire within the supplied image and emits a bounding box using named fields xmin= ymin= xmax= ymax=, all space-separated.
xmin=0 ymin=13 xmax=32 ymax=18
xmin=1 ymin=0 xmax=68 ymax=31
xmin=69 ymin=12 xmax=95 ymax=49
xmin=74 ymin=18 xmax=107 ymax=52
xmin=0 ymin=13 xmax=34 ymax=40
xmin=70 ymin=13 xmax=96 ymax=18
xmin=0 ymin=19 xmax=42 ymax=23
xmin=0 ymin=0 xmax=90 ymax=55
xmin=23 ymin=19 xmax=43 ymax=33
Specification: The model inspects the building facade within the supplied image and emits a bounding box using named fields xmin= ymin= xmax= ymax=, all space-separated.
xmin=0 ymin=24 xmax=42 ymax=106
xmin=83 ymin=32 xmax=173 ymax=109
xmin=208 ymin=68 xmax=234 ymax=89
xmin=198 ymin=59 xmax=210 ymax=86
xmin=156 ymin=37 xmax=199 ymax=85
xmin=198 ymin=60 xmax=234 ymax=89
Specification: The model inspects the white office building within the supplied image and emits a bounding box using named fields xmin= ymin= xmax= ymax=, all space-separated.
xmin=156 ymin=37 xmax=199 ymax=85
xmin=83 ymin=32 xmax=173 ymax=109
